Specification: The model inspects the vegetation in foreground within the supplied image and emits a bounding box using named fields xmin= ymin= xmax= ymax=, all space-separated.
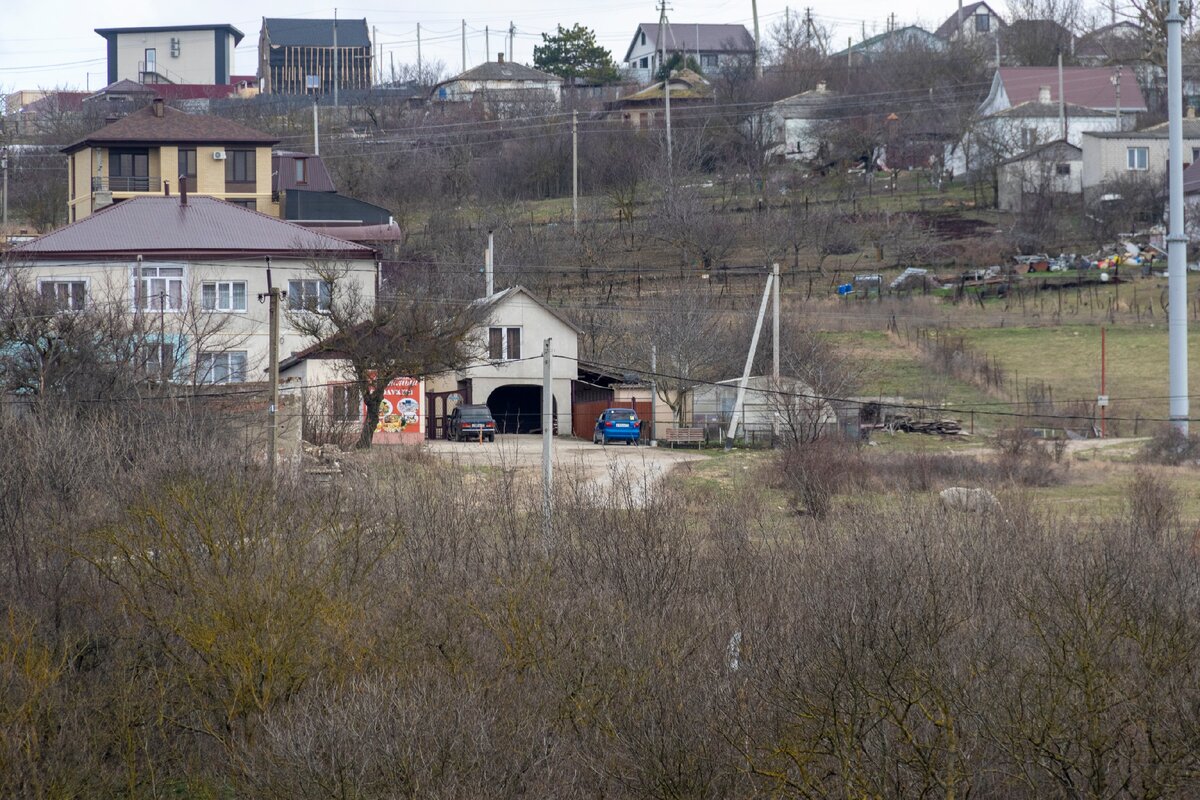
xmin=3 ymin=406 xmax=1200 ymax=797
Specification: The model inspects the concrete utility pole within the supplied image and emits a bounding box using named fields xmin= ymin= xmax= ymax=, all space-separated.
xmin=1058 ymin=52 xmax=1066 ymax=140
xmin=658 ymin=0 xmax=673 ymax=173
xmin=542 ymin=338 xmax=554 ymax=532
xmin=1167 ymin=0 xmax=1190 ymax=434
xmin=312 ymin=101 xmax=319 ymax=154
xmin=261 ymin=259 xmax=285 ymax=481
xmin=772 ymin=262 xmax=781 ymax=381
xmin=751 ymin=0 xmax=762 ymax=78
xmin=485 ymin=230 xmax=494 ymax=295
xmin=650 ymin=343 xmax=658 ymax=446
xmin=1 ymin=147 xmax=8 ymax=230
xmin=333 ymin=9 xmax=339 ymax=108
xmin=373 ymin=25 xmax=377 ymax=83
xmin=509 ymin=22 xmax=515 ymax=62
xmin=486 ymin=26 xmax=490 ymax=60
xmin=417 ymin=23 xmax=422 ymax=79
xmin=957 ymin=0 xmax=964 ymax=39
xmin=1112 ymin=65 xmax=1122 ymax=128
xmin=572 ymin=110 xmax=579 ymax=232
xmin=725 ymin=271 xmax=775 ymax=450
xmin=462 ymin=19 xmax=467 ymax=72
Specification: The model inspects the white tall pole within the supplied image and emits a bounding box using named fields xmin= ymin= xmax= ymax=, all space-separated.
xmin=417 ymin=23 xmax=422 ymax=79
xmin=650 ymin=343 xmax=658 ymax=446
xmin=312 ymin=101 xmax=319 ymax=155
xmin=751 ymin=0 xmax=762 ymax=79
xmin=462 ymin=19 xmax=467 ymax=73
xmin=1167 ymin=0 xmax=1190 ymax=434
xmin=542 ymin=338 xmax=554 ymax=533
xmin=772 ymin=262 xmax=780 ymax=381
xmin=725 ymin=272 xmax=775 ymax=449
xmin=485 ymin=230 xmax=494 ymax=296
xmin=333 ymin=9 xmax=339 ymax=108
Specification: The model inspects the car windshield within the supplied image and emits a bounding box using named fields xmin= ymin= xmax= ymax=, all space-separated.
xmin=608 ymin=410 xmax=637 ymax=420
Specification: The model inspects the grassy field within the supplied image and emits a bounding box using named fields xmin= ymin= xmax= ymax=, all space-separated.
xmin=957 ymin=324 xmax=1200 ymax=430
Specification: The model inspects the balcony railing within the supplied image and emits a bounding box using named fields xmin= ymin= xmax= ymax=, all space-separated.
xmin=92 ymin=176 xmax=162 ymax=192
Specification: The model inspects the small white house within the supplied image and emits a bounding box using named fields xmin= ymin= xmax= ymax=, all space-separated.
xmin=933 ymin=1 xmax=1005 ymax=41
xmin=426 ymin=286 xmax=580 ymax=438
xmin=621 ymin=23 xmax=755 ymax=84
xmin=997 ymin=140 xmax=1082 ymax=212
xmin=1081 ymin=118 xmax=1200 ymax=192
xmin=767 ymin=82 xmax=839 ymax=160
xmin=95 ymin=24 xmax=244 ymax=86
xmin=432 ymin=57 xmax=562 ymax=114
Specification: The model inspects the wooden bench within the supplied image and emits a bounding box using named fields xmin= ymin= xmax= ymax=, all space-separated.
xmin=662 ymin=427 xmax=704 ymax=448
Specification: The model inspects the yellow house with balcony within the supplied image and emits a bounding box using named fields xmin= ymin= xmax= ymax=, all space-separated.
xmin=63 ymin=98 xmax=278 ymax=221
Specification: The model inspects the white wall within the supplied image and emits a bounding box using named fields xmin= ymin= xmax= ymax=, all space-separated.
xmin=1081 ymin=134 xmax=1200 ymax=188
xmin=113 ymin=30 xmax=232 ymax=85
xmin=22 ymin=257 xmax=376 ymax=383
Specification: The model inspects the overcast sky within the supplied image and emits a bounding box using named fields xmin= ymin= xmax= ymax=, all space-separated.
xmin=0 ymin=0 xmax=963 ymax=92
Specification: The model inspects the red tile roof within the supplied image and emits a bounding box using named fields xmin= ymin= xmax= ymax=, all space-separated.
xmin=15 ymin=196 xmax=375 ymax=259
xmin=997 ymin=67 xmax=1146 ymax=111
xmin=63 ymin=103 xmax=278 ymax=153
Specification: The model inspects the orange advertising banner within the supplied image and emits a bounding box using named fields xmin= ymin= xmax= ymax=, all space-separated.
xmin=367 ymin=376 xmax=424 ymax=441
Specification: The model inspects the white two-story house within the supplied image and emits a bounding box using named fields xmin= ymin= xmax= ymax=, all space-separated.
xmin=622 ymin=23 xmax=755 ymax=83
xmin=11 ymin=194 xmax=376 ymax=385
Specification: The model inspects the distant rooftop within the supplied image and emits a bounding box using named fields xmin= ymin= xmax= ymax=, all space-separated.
xmin=62 ymin=102 xmax=278 ymax=153
xmin=95 ymin=24 xmax=245 ymax=45
xmin=262 ymin=18 xmax=371 ymax=48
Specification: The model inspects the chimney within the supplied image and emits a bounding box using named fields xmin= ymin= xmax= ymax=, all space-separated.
xmin=1038 ymin=85 xmax=1052 ymax=104
xmin=152 ymin=97 xmax=165 ymax=117
xmin=497 ymin=52 xmax=505 ymax=63
xmin=164 ymin=179 xmax=170 ymax=197
xmin=179 ymin=175 xmax=188 ymax=206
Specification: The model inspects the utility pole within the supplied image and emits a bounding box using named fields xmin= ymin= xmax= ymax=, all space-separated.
xmin=752 ymin=0 xmax=762 ymax=79
xmin=1 ymin=147 xmax=7 ymax=230
xmin=725 ymin=271 xmax=774 ymax=450
xmin=462 ymin=19 xmax=467 ymax=72
xmin=417 ymin=23 xmax=422 ymax=80
xmin=1112 ymin=65 xmax=1122 ymax=129
xmin=509 ymin=22 xmax=515 ymax=62
xmin=957 ymin=0 xmax=964 ymax=39
xmin=372 ymin=25 xmax=377 ymax=83
xmin=572 ymin=110 xmax=579 ymax=232
xmin=542 ymin=338 xmax=554 ymax=534
xmin=486 ymin=26 xmax=490 ymax=60
xmin=485 ymin=230 xmax=494 ymax=295
xmin=1058 ymin=52 xmax=1066 ymax=140
xmin=261 ymin=258 xmax=285 ymax=482
xmin=658 ymin=0 xmax=673 ymax=173
xmin=312 ymin=101 xmax=319 ymax=155
xmin=1167 ymin=0 xmax=1190 ymax=434
xmin=650 ymin=343 xmax=658 ymax=446
xmin=333 ymin=9 xmax=339 ymax=108
xmin=1099 ymin=326 xmax=1107 ymax=438
xmin=772 ymin=262 xmax=780 ymax=381
xmin=390 ymin=51 xmax=395 ymax=83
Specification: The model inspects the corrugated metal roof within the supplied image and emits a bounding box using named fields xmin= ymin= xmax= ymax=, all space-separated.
xmin=625 ymin=23 xmax=755 ymax=62
xmin=263 ymin=18 xmax=371 ymax=48
xmin=448 ymin=61 xmax=562 ymax=83
xmin=15 ymin=196 xmax=375 ymax=259
xmin=272 ymin=152 xmax=337 ymax=193
xmin=63 ymin=103 xmax=278 ymax=152
xmin=997 ymin=67 xmax=1147 ymax=111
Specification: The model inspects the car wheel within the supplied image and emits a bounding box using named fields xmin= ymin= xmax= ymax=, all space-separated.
xmin=488 ymin=435 xmax=495 ymax=443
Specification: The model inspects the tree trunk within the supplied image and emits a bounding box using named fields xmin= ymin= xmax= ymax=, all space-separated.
xmin=358 ymin=397 xmax=382 ymax=449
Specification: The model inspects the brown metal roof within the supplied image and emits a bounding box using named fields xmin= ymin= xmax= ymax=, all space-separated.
xmin=63 ymin=103 xmax=279 ymax=153
xmin=272 ymin=151 xmax=337 ymax=193
xmin=14 ymin=196 xmax=375 ymax=259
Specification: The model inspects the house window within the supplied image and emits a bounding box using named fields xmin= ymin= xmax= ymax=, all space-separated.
xmin=69 ymin=159 xmax=75 ymax=200
xmin=1127 ymin=146 xmax=1149 ymax=171
xmin=1055 ymin=163 xmax=1071 ymax=176
xmin=488 ymin=326 xmax=521 ymax=360
xmin=975 ymin=14 xmax=990 ymax=32
xmin=640 ymin=31 xmax=646 ymax=46
xmin=110 ymin=148 xmax=150 ymax=191
xmin=135 ymin=265 xmax=185 ymax=311
xmin=178 ymin=148 xmax=197 ymax=180
xmin=143 ymin=339 xmax=177 ymax=380
xmin=1192 ymin=147 xmax=1200 ymax=162
xmin=201 ymin=280 xmax=247 ymax=312
xmin=639 ymin=56 xmax=649 ymax=68
xmin=288 ymin=279 xmax=331 ymax=312
xmin=700 ymin=53 xmax=718 ymax=69
xmin=39 ymin=279 xmax=87 ymax=310
xmin=332 ymin=384 xmax=361 ymax=421
xmin=295 ymin=158 xmax=307 ymax=184
xmin=229 ymin=199 xmax=257 ymax=209
xmin=197 ymin=351 xmax=248 ymax=384
xmin=144 ymin=48 xmax=157 ymax=75
xmin=225 ymin=149 xmax=256 ymax=186
xmin=1021 ymin=128 xmax=1038 ymax=149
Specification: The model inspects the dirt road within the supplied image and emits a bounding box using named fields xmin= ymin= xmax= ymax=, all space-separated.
xmin=426 ymin=435 xmax=708 ymax=506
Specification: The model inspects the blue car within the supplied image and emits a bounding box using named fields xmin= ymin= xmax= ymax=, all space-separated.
xmin=593 ymin=408 xmax=642 ymax=445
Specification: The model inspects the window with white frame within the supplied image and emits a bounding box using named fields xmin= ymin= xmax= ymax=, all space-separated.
xmin=39 ymin=279 xmax=87 ymax=310
xmin=197 ymin=351 xmax=247 ymax=384
xmin=134 ymin=264 xmax=185 ymax=311
xmin=142 ymin=339 xmax=177 ymax=380
xmin=488 ymin=326 xmax=522 ymax=360
xmin=201 ymin=280 xmax=247 ymax=312
xmin=288 ymin=279 xmax=331 ymax=312
xmin=1127 ymin=146 xmax=1149 ymax=171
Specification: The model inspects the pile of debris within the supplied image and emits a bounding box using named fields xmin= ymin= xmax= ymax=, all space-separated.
xmin=883 ymin=415 xmax=965 ymax=435
xmin=302 ymin=441 xmax=344 ymax=481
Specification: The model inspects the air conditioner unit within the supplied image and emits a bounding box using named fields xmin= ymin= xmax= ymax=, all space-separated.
xmin=212 ymin=151 xmax=227 ymax=161
xmin=170 ymin=37 xmax=181 ymax=57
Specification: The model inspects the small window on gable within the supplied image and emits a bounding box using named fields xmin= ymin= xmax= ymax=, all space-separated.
xmin=295 ymin=158 xmax=307 ymax=184
xmin=975 ymin=14 xmax=990 ymax=32
xmin=1055 ymin=163 xmax=1071 ymax=176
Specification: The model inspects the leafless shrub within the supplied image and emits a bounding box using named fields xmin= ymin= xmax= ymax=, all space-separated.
xmin=1125 ymin=469 xmax=1181 ymax=541
xmin=1139 ymin=425 xmax=1200 ymax=466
